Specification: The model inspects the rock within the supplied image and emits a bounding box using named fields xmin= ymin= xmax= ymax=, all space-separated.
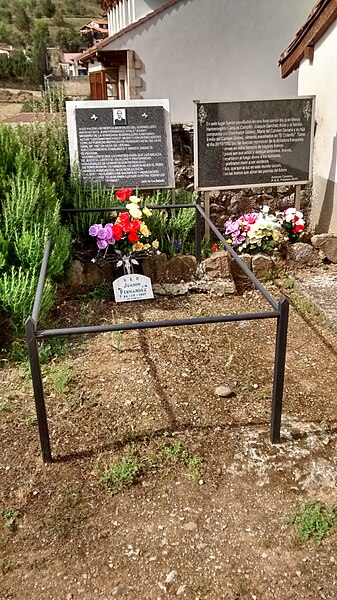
xmin=230 ymin=253 xmax=253 ymax=287
xmin=153 ymin=282 xmax=190 ymax=296
xmin=215 ymin=385 xmax=233 ymax=397
xmin=142 ymin=253 xmax=168 ymax=283
xmin=201 ymin=251 xmax=231 ymax=278
xmin=66 ymin=260 xmax=84 ymax=287
xmin=190 ymin=279 xmax=236 ymax=295
xmin=167 ymin=255 xmax=197 ymax=282
xmin=311 ymin=233 xmax=337 ymax=263
xmin=287 ymin=242 xmax=317 ymax=266
xmin=165 ymin=570 xmax=178 ymax=584
xmin=83 ymin=261 xmax=113 ymax=287
xmin=183 ymin=521 xmax=197 ymax=531
xmin=252 ymin=254 xmax=275 ymax=281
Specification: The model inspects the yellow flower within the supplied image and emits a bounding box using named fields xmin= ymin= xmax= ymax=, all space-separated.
xmin=143 ymin=243 xmax=151 ymax=250
xmin=129 ymin=195 xmax=141 ymax=204
xmin=126 ymin=203 xmax=142 ymax=219
xmin=142 ymin=206 xmax=152 ymax=217
xmin=133 ymin=242 xmax=144 ymax=251
xmin=140 ymin=224 xmax=150 ymax=237
xmin=152 ymin=239 xmax=159 ymax=249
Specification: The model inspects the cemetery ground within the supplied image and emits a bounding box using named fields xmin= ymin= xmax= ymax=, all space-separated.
xmin=1 ymin=284 xmax=337 ymax=600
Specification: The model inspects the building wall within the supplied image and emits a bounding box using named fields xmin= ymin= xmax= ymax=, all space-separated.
xmin=298 ymin=22 xmax=337 ymax=234
xmin=103 ymin=0 xmax=314 ymax=123
xmin=108 ymin=0 xmax=166 ymax=36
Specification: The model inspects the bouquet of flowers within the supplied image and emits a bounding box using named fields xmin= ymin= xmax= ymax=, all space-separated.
xmin=89 ymin=188 xmax=159 ymax=273
xmin=223 ymin=205 xmax=281 ymax=254
xmin=281 ymin=207 xmax=305 ymax=243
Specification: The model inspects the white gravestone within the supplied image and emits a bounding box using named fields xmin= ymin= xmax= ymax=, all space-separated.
xmin=113 ymin=274 xmax=154 ymax=303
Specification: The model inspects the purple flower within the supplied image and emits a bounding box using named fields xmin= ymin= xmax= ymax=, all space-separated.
xmin=225 ymin=219 xmax=241 ymax=236
xmin=97 ymin=239 xmax=108 ymax=249
xmin=232 ymin=234 xmax=245 ymax=246
xmin=97 ymin=228 xmax=108 ymax=240
xmin=103 ymin=225 xmax=115 ymax=244
xmin=89 ymin=224 xmax=102 ymax=237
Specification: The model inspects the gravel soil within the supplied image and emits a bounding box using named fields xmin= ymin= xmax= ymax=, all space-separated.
xmin=1 ymin=288 xmax=337 ymax=600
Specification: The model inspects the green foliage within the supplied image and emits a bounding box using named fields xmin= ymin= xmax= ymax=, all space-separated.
xmin=29 ymin=21 xmax=49 ymax=85
xmin=144 ymin=189 xmax=196 ymax=258
xmin=160 ymin=439 xmax=203 ymax=480
xmin=0 ymin=124 xmax=72 ymax=338
xmin=0 ymin=267 xmax=54 ymax=333
xmin=283 ymin=277 xmax=295 ymax=289
xmin=56 ymin=24 xmax=85 ymax=51
xmin=66 ymin=170 xmax=116 ymax=243
xmin=290 ymin=499 xmax=337 ymax=544
xmin=96 ymin=458 xmax=141 ymax=495
xmin=2 ymin=507 xmax=20 ymax=530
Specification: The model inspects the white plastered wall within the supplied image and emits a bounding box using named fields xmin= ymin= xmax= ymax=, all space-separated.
xmin=298 ymin=21 xmax=337 ymax=233
xmin=102 ymin=0 xmax=314 ymax=123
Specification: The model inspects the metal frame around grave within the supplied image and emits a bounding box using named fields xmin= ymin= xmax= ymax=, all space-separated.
xmin=25 ymin=199 xmax=289 ymax=464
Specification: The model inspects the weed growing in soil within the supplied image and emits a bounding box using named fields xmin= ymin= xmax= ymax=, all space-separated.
xmin=283 ymin=277 xmax=295 ymax=289
xmin=43 ymin=484 xmax=88 ymax=541
xmin=47 ymin=364 xmax=74 ymax=394
xmin=290 ymin=499 xmax=337 ymax=544
xmin=96 ymin=458 xmax=141 ymax=495
xmin=2 ymin=507 xmax=20 ymax=530
xmin=95 ymin=438 xmax=204 ymax=495
xmin=0 ymin=402 xmax=14 ymax=413
xmin=160 ymin=439 xmax=203 ymax=480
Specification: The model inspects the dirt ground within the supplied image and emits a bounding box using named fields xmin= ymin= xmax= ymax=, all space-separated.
xmin=0 ymin=88 xmax=42 ymax=122
xmin=1 ymin=286 xmax=337 ymax=600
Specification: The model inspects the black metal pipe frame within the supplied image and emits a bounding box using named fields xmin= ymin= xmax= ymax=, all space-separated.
xmin=26 ymin=202 xmax=289 ymax=463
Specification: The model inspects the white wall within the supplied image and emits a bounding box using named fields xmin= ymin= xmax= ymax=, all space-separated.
xmin=298 ymin=21 xmax=337 ymax=233
xmin=104 ymin=0 xmax=314 ymax=123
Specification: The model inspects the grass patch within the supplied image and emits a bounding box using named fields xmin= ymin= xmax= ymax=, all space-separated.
xmin=283 ymin=277 xmax=295 ymax=289
xmin=96 ymin=457 xmax=142 ymax=495
xmin=2 ymin=507 xmax=20 ymax=530
xmin=289 ymin=499 xmax=337 ymax=544
xmin=95 ymin=437 xmax=204 ymax=495
xmin=46 ymin=363 xmax=74 ymax=394
xmin=160 ymin=439 xmax=203 ymax=480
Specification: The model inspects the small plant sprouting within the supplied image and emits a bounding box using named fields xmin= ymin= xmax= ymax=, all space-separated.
xmin=161 ymin=439 xmax=203 ymax=480
xmin=289 ymin=499 xmax=337 ymax=544
xmin=284 ymin=277 xmax=295 ymax=289
xmin=96 ymin=458 xmax=141 ymax=495
xmin=2 ymin=507 xmax=20 ymax=530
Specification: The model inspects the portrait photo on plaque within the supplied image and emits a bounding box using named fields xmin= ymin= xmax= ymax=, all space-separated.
xmin=113 ymin=108 xmax=127 ymax=126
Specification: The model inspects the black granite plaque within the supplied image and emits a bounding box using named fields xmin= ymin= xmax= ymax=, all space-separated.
xmin=195 ymin=98 xmax=314 ymax=190
xmin=75 ymin=105 xmax=171 ymax=188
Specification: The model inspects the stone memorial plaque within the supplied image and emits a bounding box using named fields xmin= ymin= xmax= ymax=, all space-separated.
xmin=66 ymin=99 xmax=174 ymax=189
xmin=113 ymin=274 xmax=154 ymax=303
xmin=195 ymin=97 xmax=314 ymax=190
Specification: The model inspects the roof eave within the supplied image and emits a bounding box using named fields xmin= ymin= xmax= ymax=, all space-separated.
xmin=280 ymin=0 xmax=337 ymax=78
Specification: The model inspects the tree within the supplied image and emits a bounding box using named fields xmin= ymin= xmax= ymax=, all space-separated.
xmin=29 ymin=21 xmax=49 ymax=85
xmin=13 ymin=1 xmax=31 ymax=33
xmin=38 ymin=0 xmax=56 ymax=18
xmin=56 ymin=25 xmax=84 ymax=52
xmin=52 ymin=9 xmax=66 ymax=28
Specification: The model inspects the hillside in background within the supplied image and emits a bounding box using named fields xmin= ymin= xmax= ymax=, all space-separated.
xmin=0 ymin=0 xmax=102 ymax=49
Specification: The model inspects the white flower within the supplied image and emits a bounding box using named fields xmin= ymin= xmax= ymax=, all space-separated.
xmin=129 ymin=195 xmax=141 ymax=204
xmin=126 ymin=203 xmax=143 ymax=219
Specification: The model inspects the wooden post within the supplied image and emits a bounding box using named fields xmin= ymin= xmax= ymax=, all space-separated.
xmin=294 ymin=185 xmax=301 ymax=210
xmin=204 ymin=191 xmax=210 ymax=238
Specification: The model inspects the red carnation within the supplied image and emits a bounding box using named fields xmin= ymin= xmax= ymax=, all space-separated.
xmin=116 ymin=188 xmax=132 ymax=202
xmin=212 ymin=243 xmax=219 ymax=252
xmin=128 ymin=231 xmax=139 ymax=243
xmin=111 ymin=224 xmax=123 ymax=241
